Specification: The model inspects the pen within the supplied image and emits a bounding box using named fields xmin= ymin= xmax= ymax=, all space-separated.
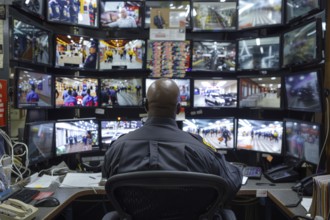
xmin=89 ymin=176 xmax=96 ymax=179
xmin=256 ymin=182 xmax=276 ymax=186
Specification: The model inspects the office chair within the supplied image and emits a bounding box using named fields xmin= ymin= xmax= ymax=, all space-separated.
xmin=103 ymin=170 xmax=234 ymax=220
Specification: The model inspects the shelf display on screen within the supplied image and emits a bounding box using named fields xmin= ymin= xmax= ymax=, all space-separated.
xmin=192 ymin=41 xmax=236 ymax=72
xmin=238 ymin=76 xmax=282 ymax=109
xmin=15 ymin=68 xmax=53 ymax=109
xmin=193 ymin=79 xmax=237 ymax=108
xmin=55 ymin=119 xmax=99 ymax=156
xmin=237 ymin=118 xmax=283 ymax=154
xmin=100 ymin=1 xmax=142 ymax=29
xmin=47 ymin=0 xmax=98 ymax=28
xmin=238 ymin=0 xmax=283 ymax=30
xmin=101 ymin=120 xmax=143 ymax=148
xmin=99 ymin=39 xmax=145 ymax=70
xmin=286 ymin=0 xmax=321 ymax=23
xmin=285 ymin=119 xmax=320 ymax=165
xmin=26 ymin=121 xmax=55 ymax=166
xmin=11 ymin=18 xmax=51 ymax=65
xmin=282 ymin=19 xmax=321 ymax=68
xmin=284 ymin=70 xmax=322 ymax=112
xmin=192 ymin=1 xmax=237 ymax=31
xmin=145 ymin=78 xmax=190 ymax=107
xmin=144 ymin=1 xmax=191 ymax=29
xmin=147 ymin=40 xmax=190 ymax=77
xmin=183 ymin=118 xmax=235 ymax=150
xmin=55 ymin=76 xmax=99 ymax=108
xmin=100 ymin=78 xmax=143 ymax=107
xmin=55 ymin=34 xmax=99 ymax=70
xmin=237 ymin=36 xmax=280 ymax=71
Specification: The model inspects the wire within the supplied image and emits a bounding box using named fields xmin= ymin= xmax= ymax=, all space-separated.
xmin=316 ymin=97 xmax=329 ymax=174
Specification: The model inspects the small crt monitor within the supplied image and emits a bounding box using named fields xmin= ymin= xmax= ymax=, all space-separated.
xmin=193 ymin=79 xmax=237 ymax=108
xmin=145 ymin=78 xmax=191 ymax=107
xmin=284 ymin=69 xmax=322 ymax=112
xmin=285 ymin=119 xmax=321 ymax=165
xmin=286 ymin=0 xmax=321 ymax=24
xmin=183 ymin=118 xmax=235 ymax=150
xmin=236 ymin=118 xmax=283 ymax=155
xmin=238 ymin=76 xmax=282 ymax=109
xmin=101 ymin=120 xmax=143 ymax=148
xmin=55 ymin=119 xmax=99 ymax=156
xmin=26 ymin=121 xmax=55 ymax=166
xmin=15 ymin=67 xmax=53 ymax=109
xmin=192 ymin=41 xmax=236 ymax=72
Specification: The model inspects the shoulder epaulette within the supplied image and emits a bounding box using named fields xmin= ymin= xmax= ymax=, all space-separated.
xmin=188 ymin=132 xmax=217 ymax=152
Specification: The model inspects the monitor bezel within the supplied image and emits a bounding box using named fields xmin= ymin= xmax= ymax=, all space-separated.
xmin=285 ymin=0 xmax=323 ymax=24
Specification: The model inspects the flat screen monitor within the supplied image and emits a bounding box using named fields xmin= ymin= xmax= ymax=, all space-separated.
xmin=101 ymin=120 xmax=143 ymax=148
xmin=146 ymin=40 xmax=190 ymax=77
xmin=15 ymin=0 xmax=45 ymax=19
xmin=25 ymin=121 xmax=55 ymax=166
xmin=55 ymin=119 xmax=99 ymax=156
xmin=237 ymin=36 xmax=280 ymax=71
xmin=55 ymin=76 xmax=99 ymax=108
xmin=238 ymin=76 xmax=282 ymax=109
xmin=144 ymin=1 xmax=191 ymax=29
xmin=285 ymin=119 xmax=320 ymax=165
xmin=282 ymin=19 xmax=321 ymax=68
xmin=286 ymin=0 xmax=321 ymax=23
xmin=47 ymin=0 xmax=98 ymax=28
xmin=284 ymin=70 xmax=322 ymax=112
xmin=145 ymin=78 xmax=191 ymax=107
xmin=100 ymin=78 xmax=143 ymax=107
xmin=238 ymin=0 xmax=283 ymax=30
xmin=192 ymin=1 xmax=237 ymax=31
xmin=193 ymin=79 xmax=237 ymax=108
xmin=15 ymin=68 xmax=53 ymax=109
xmin=237 ymin=118 xmax=283 ymax=154
xmin=11 ymin=18 xmax=51 ymax=65
xmin=192 ymin=41 xmax=236 ymax=72
xmin=100 ymin=1 xmax=143 ymax=29
xmin=183 ymin=118 xmax=235 ymax=150
xmin=55 ymin=34 xmax=99 ymax=70
xmin=99 ymin=39 xmax=145 ymax=70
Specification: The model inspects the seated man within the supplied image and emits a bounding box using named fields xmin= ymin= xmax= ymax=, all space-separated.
xmin=102 ymin=78 xmax=242 ymax=219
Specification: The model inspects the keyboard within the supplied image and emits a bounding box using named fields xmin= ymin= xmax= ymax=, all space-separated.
xmin=243 ymin=166 xmax=262 ymax=179
xmin=9 ymin=188 xmax=40 ymax=204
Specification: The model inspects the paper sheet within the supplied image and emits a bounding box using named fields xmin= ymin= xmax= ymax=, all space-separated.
xmin=25 ymin=175 xmax=59 ymax=189
xmin=59 ymin=173 xmax=102 ymax=188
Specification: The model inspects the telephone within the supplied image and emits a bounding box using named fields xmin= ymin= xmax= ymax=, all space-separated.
xmin=292 ymin=174 xmax=321 ymax=196
xmin=264 ymin=164 xmax=299 ymax=183
xmin=0 ymin=198 xmax=39 ymax=220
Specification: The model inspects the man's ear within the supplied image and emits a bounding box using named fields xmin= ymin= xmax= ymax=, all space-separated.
xmin=176 ymin=103 xmax=181 ymax=114
xmin=144 ymin=99 xmax=149 ymax=112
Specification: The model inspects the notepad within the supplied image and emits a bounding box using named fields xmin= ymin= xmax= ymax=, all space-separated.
xmin=60 ymin=173 xmax=102 ymax=188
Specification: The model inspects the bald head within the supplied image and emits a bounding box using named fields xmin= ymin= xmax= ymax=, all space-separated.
xmin=146 ymin=78 xmax=180 ymax=119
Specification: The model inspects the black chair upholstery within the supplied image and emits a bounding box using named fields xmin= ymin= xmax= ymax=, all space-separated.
xmin=104 ymin=171 xmax=230 ymax=220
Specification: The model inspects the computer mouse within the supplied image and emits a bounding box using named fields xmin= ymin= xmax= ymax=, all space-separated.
xmin=34 ymin=197 xmax=60 ymax=207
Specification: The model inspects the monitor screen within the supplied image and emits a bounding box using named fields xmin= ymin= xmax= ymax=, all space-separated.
xmin=282 ymin=20 xmax=321 ymax=68
xmin=238 ymin=0 xmax=283 ymax=30
xmin=47 ymin=0 xmax=98 ymax=28
xmin=285 ymin=119 xmax=320 ymax=165
xmin=146 ymin=40 xmax=190 ymax=77
xmin=144 ymin=1 xmax=191 ymax=29
xmin=237 ymin=118 xmax=283 ymax=154
xmin=99 ymin=39 xmax=145 ymax=70
xmin=284 ymin=70 xmax=322 ymax=112
xmin=145 ymin=78 xmax=191 ymax=107
xmin=15 ymin=68 xmax=53 ymax=109
xmin=192 ymin=1 xmax=237 ymax=31
xmin=193 ymin=79 xmax=237 ymax=108
xmin=55 ymin=76 xmax=99 ymax=108
xmin=17 ymin=0 xmax=45 ymax=19
xmin=55 ymin=34 xmax=99 ymax=70
xmin=26 ymin=121 xmax=55 ymax=166
xmin=238 ymin=76 xmax=282 ymax=109
xmin=192 ymin=41 xmax=236 ymax=72
xmin=237 ymin=36 xmax=280 ymax=70
xmin=101 ymin=120 xmax=143 ymax=148
xmin=183 ymin=118 xmax=235 ymax=150
xmin=286 ymin=0 xmax=320 ymax=23
xmin=55 ymin=119 xmax=99 ymax=156
xmin=100 ymin=78 xmax=143 ymax=107
xmin=11 ymin=18 xmax=51 ymax=65
xmin=100 ymin=1 xmax=142 ymax=29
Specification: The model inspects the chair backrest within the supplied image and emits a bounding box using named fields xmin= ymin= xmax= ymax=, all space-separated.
xmin=105 ymin=171 xmax=229 ymax=220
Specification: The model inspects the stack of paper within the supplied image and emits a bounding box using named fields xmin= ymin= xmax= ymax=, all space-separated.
xmin=60 ymin=173 xmax=102 ymax=188
xmin=309 ymin=175 xmax=330 ymax=219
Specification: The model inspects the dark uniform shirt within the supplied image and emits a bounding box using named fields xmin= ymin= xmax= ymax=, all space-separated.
xmin=102 ymin=117 xmax=242 ymax=202
xmin=84 ymin=52 xmax=97 ymax=69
